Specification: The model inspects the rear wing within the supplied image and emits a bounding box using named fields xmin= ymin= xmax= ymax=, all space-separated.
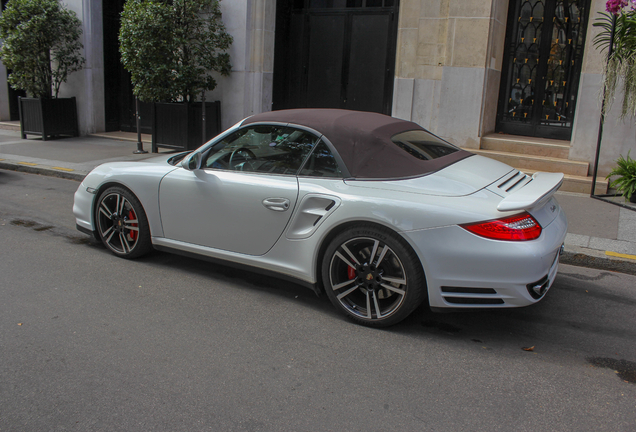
xmin=496 ymin=172 xmax=564 ymax=212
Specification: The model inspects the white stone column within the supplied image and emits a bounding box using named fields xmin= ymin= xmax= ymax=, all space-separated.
xmin=58 ymin=0 xmax=105 ymax=135
xmin=210 ymin=0 xmax=276 ymax=129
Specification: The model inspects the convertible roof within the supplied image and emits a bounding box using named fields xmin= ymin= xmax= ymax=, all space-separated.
xmin=243 ymin=109 xmax=471 ymax=179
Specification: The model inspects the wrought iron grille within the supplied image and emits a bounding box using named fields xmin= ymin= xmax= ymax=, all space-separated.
xmin=497 ymin=0 xmax=590 ymax=140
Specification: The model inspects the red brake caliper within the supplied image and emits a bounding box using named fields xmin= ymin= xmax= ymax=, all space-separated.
xmin=347 ymin=266 xmax=356 ymax=280
xmin=128 ymin=210 xmax=138 ymax=240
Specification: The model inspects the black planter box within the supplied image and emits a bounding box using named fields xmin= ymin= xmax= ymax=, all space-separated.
xmin=18 ymin=97 xmax=79 ymax=140
xmin=151 ymin=101 xmax=221 ymax=153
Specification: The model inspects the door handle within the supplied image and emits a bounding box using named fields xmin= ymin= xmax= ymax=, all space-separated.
xmin=262 ymin=198 xmax=290 ymax=212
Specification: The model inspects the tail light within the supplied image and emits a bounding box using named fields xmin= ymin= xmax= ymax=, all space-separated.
xmin=460 ymin=212 xmax=542 ymax=241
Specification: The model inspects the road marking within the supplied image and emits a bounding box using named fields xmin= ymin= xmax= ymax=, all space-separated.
xmin=18 ymin=162 xmax=38 ymax=166
xmin=52 ymin=167 xmax=74 ymax=172
xmin=606 ymin=251 xmax=636 ymax=261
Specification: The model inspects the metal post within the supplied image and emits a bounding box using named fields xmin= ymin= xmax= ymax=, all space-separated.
xmin=133 ymin=97 xmax=148 ymax=154
xmin=591 ymin=13 xmax=616 ymax=197
xmin=201 ymin=90 xmax=207 ymax=145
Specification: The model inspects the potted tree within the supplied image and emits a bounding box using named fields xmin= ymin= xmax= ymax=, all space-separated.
xmin=0 ymin=0 xmax=85 ymax=140
xmin=119 ymin=0 xmax=232 ymax=152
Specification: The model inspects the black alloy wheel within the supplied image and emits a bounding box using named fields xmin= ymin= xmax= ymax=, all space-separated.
xmin=322 ymin=225 xmax=426 ymax=327
xmin=95 ymin=187 xmax=152 ymax=259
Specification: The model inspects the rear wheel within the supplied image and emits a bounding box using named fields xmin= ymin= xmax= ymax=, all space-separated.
xmin=322 ymin=225 xmax=426 ymax=327
xmin=95 ymin=187 xmax=152 ymax=259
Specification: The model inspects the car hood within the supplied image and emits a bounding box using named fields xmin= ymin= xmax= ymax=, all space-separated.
xmin=344 ymin=155 xmax=514 ymax=197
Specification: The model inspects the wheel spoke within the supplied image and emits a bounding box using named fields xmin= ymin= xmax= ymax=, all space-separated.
xmin=380 ymin=283 xmax=405 ymax=296
xmin=337 ymin=285 xmax=360 ymax=300
xmin=375 ymin=245 xmax=389 ymax=267
xmin=118 ymin=196 xmax=127 ymax=215
xmin=382 ymin=276 xmax=406 ymax=285
xmin=124 ymin=223 xmax=139 ymax=231
xmin=341 ymin=244 xmax=361 ymax=266
xmin=369 ymin=240 xmax=379 ymax=265
xmin=99 ymin=201 xmax=113 ymax=218
xmin=365 ymin=291 xmax=372 ymax=319
xmin=332 ymin=278 xmax=356 ymax=291
xmin=105 ymin=230 xmax=115 ymax=244
xmin=334 ymin=251 xmax=356 ymax=269
xmin=372 ymin=291 xmax=384 ymax=319
xmin=119 ymin=232 xmax=131 ymax=253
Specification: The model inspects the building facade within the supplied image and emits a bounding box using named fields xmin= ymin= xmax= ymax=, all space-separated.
xmin=0 ymin=0 xmax=632 ymax=177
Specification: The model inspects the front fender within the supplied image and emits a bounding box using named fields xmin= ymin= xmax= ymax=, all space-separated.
xmin=74 ymin=161 xmax=179 ymax=238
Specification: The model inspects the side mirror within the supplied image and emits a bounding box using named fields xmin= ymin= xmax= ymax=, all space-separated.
xmin=182 ymin=152 xmax=202 ymax=171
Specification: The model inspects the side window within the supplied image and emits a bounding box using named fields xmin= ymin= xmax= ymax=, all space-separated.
xmin=299 ymin=141 xmax=342 ymax=178
xmin=203 ymin=125 xmax=319 ymax=175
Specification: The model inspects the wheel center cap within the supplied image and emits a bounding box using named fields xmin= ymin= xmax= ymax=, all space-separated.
xmin=366 ymin=273 xmax=374 ymax=281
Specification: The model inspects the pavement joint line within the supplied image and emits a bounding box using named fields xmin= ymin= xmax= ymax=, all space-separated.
xmin=18 ymin=162 xmax=38 ymax=166
xmin=606 ymin=251 xmax=636 ymax=261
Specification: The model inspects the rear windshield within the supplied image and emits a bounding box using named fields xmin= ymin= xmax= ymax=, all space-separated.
xmin=391 ymin=130 xmax=459 ymax=160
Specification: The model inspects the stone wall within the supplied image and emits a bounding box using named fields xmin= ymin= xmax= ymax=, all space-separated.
xmin=392 ymin=0 xmax=509 ymax=149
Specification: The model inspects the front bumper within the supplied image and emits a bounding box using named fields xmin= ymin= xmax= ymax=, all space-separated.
xmin=73 ymin=181 xmax=97 ymax=234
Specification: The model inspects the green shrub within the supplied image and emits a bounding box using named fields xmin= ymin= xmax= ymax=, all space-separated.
xmin=606 ymin=151 xmax=636 ymax=201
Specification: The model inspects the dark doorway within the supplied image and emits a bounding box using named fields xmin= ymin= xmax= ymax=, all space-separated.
xmin=103 ymin=0 xmax=152 ymax=133
xmin=496 ymin=0 xmax=591 ymax=140
xmin=273 ymin=0 xmax=398 ymax=115
xmin=2 ymin=0 xmax=26 ymax=121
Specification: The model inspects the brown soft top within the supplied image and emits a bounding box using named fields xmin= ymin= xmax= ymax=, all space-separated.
xmin=243 ymin=109 xmax=472 ymax=179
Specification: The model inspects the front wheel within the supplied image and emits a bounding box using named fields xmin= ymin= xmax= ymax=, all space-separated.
xmin=95 ymin=187 xmax=152 ymax=259
xmin=321 ymin=225 xmax=426 ymax=327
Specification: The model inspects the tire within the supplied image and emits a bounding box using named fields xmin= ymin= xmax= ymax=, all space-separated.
xmin=321 ymin=225 xmax=426 ymax=327
xmin=95 ymin=186 xmax=152 ymax=259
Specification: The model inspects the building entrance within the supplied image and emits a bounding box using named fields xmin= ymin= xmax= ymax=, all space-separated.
xmin=273 ymin=0 xmax=398 ymax=115
xmin=496 ymin=0 xmax=591 ymax=140
xmin=103 ymin=0 xmax=152 ymax=133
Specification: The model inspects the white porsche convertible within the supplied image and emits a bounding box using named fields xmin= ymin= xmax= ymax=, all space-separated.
xmin=74 ymin=109 xmax=567 ymax=327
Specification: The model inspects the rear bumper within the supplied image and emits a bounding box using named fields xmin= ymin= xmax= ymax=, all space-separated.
xmin=402 ymin=205 xmax=568 ymax=309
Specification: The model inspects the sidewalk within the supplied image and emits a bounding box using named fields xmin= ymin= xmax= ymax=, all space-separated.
xmin=1 ymin=128 xmax=635 ymax=275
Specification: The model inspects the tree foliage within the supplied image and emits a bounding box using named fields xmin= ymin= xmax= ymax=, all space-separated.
xmin=593 ymin=10 xmax=636 ymax=119
xmin=0 ymin=0 xmax=85 ymax=99
xmin=119 ymin=0 xmax=233 ymax=103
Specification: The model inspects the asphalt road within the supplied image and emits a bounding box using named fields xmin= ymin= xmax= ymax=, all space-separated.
xmin=1 ymin=170 xmax=635 ymax=431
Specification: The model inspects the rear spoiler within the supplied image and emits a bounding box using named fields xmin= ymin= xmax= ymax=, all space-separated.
xmin=497 ymin=172 xmax=564 ymax=212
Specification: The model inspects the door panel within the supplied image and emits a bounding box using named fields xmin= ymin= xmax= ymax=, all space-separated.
xmin=159 ymin=170 xmax=299 ymax=256
xmin=307 ymin=15 xmax=346 ymax=108
xmin=346 ymin=14 xmax=390 ymax=112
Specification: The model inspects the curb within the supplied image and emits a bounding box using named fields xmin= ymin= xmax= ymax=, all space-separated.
xmin=0 ymin=160 xmax=86 ymax=182
xmin=561 ymin=251 xmax=636 ymax=276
